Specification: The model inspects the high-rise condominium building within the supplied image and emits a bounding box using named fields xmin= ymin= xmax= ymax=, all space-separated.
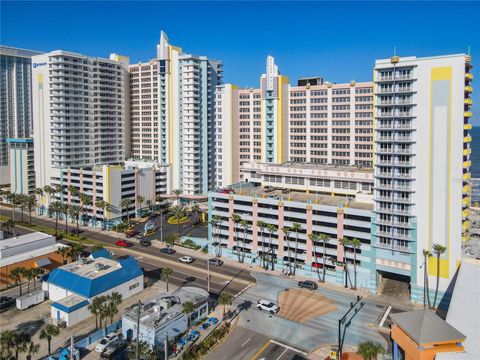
xmin=261 ymin=56 xmax=289 ymax=163
xmin=31 ymin=51 xmax=130 ymax=189
xmin=372 ymin=53 xmax=473 ymax=301
xmin=0 ymin=46 xmax=42 ymax=185
xmin=149 ymin=31 xmax=222 ymax=195
xmin=214 ymin=56 xmax=374 ymax=189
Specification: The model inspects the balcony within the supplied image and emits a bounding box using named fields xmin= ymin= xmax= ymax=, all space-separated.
xmin=374 ymin=242 xmax=412 ymax=253
xmin=376 ymin=231 xmax=412 ymax=241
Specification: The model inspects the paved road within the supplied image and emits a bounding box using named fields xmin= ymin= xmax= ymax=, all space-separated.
xmin=205 ymin=325 xmax=306 ymax=360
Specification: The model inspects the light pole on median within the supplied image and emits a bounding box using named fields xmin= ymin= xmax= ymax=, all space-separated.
xmin=160 ymin=209 xmax=163 ymax=243
xmin=207 ymin=258 xmax=210 ymax=293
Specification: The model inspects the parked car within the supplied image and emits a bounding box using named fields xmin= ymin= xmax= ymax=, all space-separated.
xmin=298 ymin=280 xmax=318 ymax=290
xmin=263 ymin=186 xmax=275 ymax=193
xmin=115 ymin=240 xmax=133 ymax=248
xmin=256 ymin=299 xmax=280 ymax=314
xmin=201 ymin=322 xmax=211 ymax=330
xmin=208 ymin=258 xmax=223 ymax=267
xmin=0 ymin=296 xmax=14 ymax=312
xmin=311 ymin=262 xmax=323 ymax=269
xmin=70 ymin=229 xmax=83 ymax=235
xmin=282 ymin=188 xmax=290 ymax=194
xmin=207 ymin=317 xmax=219 ymax=325
xmin=125 ymin=230 xmax=138 ymax=238
xmin=140 ymin=239 xmax=151 ymax=247
xmin=179 ymin=256 xmax=194 ymax=264
xmin=101 ymin=339 xmax=127 ymax=359
xmin=160 ymin=247 xmax=176 ymax=255
xmin=134 ymin=234 xmax=143 ymax=240
xmin=95 ymin=333 xmax=118 ymax=353
xmin=187 ymin=330 xmax=200 ymax=342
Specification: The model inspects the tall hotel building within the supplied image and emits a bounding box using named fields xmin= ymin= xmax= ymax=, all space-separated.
xmin=372 ymin=54 xmax=473 ymax=300
xmin=31 ymin=51 xmax=130 ymax=189
xmin=129 ymin=32 xmax=223 ymax=195
xmin=0 ymin=46 xmax=42 ymax=186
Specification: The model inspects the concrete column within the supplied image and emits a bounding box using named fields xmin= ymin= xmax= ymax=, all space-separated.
xmin=305 ymin=205 xmax=313 ymax=264
xmin=277 ymin=202 xmax=285 ymax=259
xmin=252 ymin=199 xmax=259 ymax=253
xmin=228 ymin=195 xmax=235 ymax=248
xmin=67 ymin=170 xmax=71 ymax=205
xmin=336 ymin=207 xmax=345 ymax=265
xmin=92 ymin=173 xmax=97 ymax=225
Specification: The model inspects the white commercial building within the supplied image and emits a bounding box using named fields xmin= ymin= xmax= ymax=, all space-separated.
xmin=43 ymin=250 xmax=143 ymax=327
xmin=31 ymin=50 xmax=131 ymax=190
xmin=372 ymin=53 xmax=473 ymax=301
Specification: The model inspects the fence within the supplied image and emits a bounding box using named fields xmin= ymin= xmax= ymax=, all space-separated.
xmin=74 ymin=320 xmax=122 ymax=348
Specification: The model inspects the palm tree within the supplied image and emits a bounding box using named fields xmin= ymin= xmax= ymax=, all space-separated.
xmin=135 ymin=195 xmax=144 ymax=218
xmin=172 ymin=189 xmax=181 ymax=204
xmin=339 ymin=238 xmax=353 ymax=289
xmin=9 ymin=267 xmax=25 ymax=296
xmin=266 ymin=224 xmax=277 ymax=270
xmin=67 ymin=243 xmax=84 ymax=261
xmin=230 ymin=213 xmax=242 ymax=262
xmin=422 ymin=249 xmax=432 ymax=308
xmin=68 ymin=204 xmax=81 ymax=237
xmin=34 ymin=187 xmax=44 ymax=214
xmin=170 ymin=205 xmax=187 ymax=237
xmin=79 ymin=192 xmax=92 ymax=226
xmin=162 ymin=268 xmax=173 ymax=291
xmin=25 ymin=341 xmax=40 ymax=360
xmin=209 ymin=215 xmax=222 ymax=257
xmin=218 ymin=292 xmax=234 ymax=320
xmin=49 ymin=201 xmax=62 ymax=235
xmin=60 ymin=202 xmax=69 ymax=233
xmin=120 ymin=198 xmax=132 ymax=225
xmin=88 ymin=297 xmax=103 ymax=329
xmin=282 ymin=227 xmax=292 ymax=274
xmin=39 ymin=324 xmax=60 ymax=355
xmin=239 ymin=220 xmax=251 ymax=263
xmin=11 ymin=331 xmax=30 ymax=360
xmin=182 ymin=301 xmax=196 ymax=334
xmin=127 ymin=340 xmax=151 ymax=360
xmin=0 ymin=330 xmax=15 ymax=359
xmin=95 ymin=199 xmax=110 ymax=229
xmin=432 ymin=243 xmax=447 ymax=308
xmin=23 ymin=269 xmax=35 ymax=294
xmin=56 ymin=246 xmax=70 ymax=264
xmin=25 ymin=195 xmax=37 ymax=225
xmin=257 ymin=220 xmax=267 ymax=269
xmin=18 ymin=194 xmax=27 ymax=223
xmin=356 ymin=341 xmax=385 ymax=360
xmin=5 ymin=191 xmax=17 ymax=219
xmin=309 ymin=233 xmax=326 ymax=281
xmin=30 ymin=268 xmax=43 ymax=291
xmin=350 ymin=238 xmax=362 ymax=290
xmin=191 ymin=203 xmax=201 ymax=224
xmin=291 ymin=222 xmax=302 ymax=275
xmin=43 ymin=185 xmax=55 ymax=212
xmin=67 ymin=185 xmax=78 ymax=200
xmin=2 ymin=219 xmax=15 ymax=237
xmin=319 ymin=233 xmax=329 ymax=282
xmin=91 ymin=244 xmax=105 ymax=253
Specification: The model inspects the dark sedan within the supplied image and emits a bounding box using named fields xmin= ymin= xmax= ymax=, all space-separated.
xmin=298 ymin=280 xmax=318 ymax=290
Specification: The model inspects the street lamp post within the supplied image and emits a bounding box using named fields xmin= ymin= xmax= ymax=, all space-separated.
xmin=160 ymin=209 xmax=163 ymax=243
xmin=207 ymin=257 xmax=210 ymax=293
xmin=135 ymin=300 xmax=142 ymax=360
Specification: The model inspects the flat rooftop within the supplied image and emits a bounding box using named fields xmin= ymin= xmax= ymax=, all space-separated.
xmin=123 ymin=287 xmax=208 ymax=330
xmin=0 ymin=232 xmax=53 ymax=254
xmin=243 ymin=162 xmax=374 ymax=174
xmin=54 ymin=293 xmax=86 ymax=308
xmin=0 ymin=243 xmax=68 ymax=267
xmin=223 ymin=185 xmax=373 ymax=211
xmin=59 ymin=257 xmax=120 ymax=280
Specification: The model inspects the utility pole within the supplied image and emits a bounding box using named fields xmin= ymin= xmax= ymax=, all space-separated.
xmin=135 ymin=300 xmax=142 ymax=360
xmin=207 ymin=257 xmax=210 ymax=293
xmin=164 ymin=333 xmax=168 ymax=360
xmin=160 ymin=209 xmax=163 ymax=243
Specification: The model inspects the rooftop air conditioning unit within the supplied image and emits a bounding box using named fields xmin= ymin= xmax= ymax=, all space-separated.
xmin=95 ymin=263 xmax=104 ymax=271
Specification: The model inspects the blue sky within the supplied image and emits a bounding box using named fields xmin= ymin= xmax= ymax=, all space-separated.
xmin=2 ymin=1 xmax=479 ymax=124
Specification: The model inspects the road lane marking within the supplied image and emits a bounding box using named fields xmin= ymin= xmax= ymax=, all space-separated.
xmin=270 ymin=340 xmax=307 ymax=355
xmin=250 ymin=340 xmax=271 ymax=360
xmin=241 ymin=337 xmax=252 ymax=347
xmin=277 ymin=348 xmax=288 ymax=360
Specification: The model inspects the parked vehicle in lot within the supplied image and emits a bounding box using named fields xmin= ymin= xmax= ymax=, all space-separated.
xmin=188 ymin=330 xmax=200 ymax=342
xmin=208 ymin=258 xmax=223 ymax=266
xmin=140 ymin=239 xmax=151 ymax=247
xmin=311 ymin=262 xmax=323 ymax=269
xmin=298 ymin=280 xmax=318 ymax=290
xmin=115 ymin=240 xmax=133 ymax=248
xmin=101 ymin=338 xmax=127 ymax=359
xmin=282 ymin=188 xmax=290 ymax=194
xmin=16 ymin=290 xmax=45 ymax=310
xmin=256 ymin=299 xmax=280 ymax=314
xmin=160 ymin=247 xmax=176 ymax=255
xmin=125 ymin=230 xmax=138 ymax=238
xmin=95 ymin=333 xmax=118 ymax=353
xmin=179 ymin=256 xmax=194 ymax=264
xmin=263 ymin=186 xmax=275 ymax=193
xmin=0 ymin=296 xmax=14 ymax=312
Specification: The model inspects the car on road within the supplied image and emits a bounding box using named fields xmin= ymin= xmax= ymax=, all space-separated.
xmin=115 ymin=240 xmax=133 ymax=248
xmin=298 ymin=280 xmax=318 ymax=290
xmin=256 ymin=299 xmax=280 ymax=314
xmin=134 ymin=234 xmax=143 ymax=240
xmin=101 ymin=338 xmax=127 ymax=359
xmin=160 ymin=247 xmax=176 ymax=255
xmin=208 ymin=258 xmax=223 ymax=266
xmin=263 ymin=186 xmax=275 ymax=193
xmin=125 ymin=230 xmax=138 ymax=238
xmin=0 ymin=296 xmax=14 ymax=312
xmin=179 ymin=256 xmax=194 ymax=263
xmin=140 ymin=239 xmax=151 ymax=247
xmin=95 ymin=332 xmax=118 ymax=353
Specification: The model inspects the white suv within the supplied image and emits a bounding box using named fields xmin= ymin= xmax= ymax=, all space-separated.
xmin=95 ymin=332 xmax=118 ymax=353
xmin=179 ymin=256 xmax=194 ymax=263
xmin=256 ymin=299 xmax=280 ymax=314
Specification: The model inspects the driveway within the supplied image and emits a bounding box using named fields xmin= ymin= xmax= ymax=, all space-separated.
xmin=232 ymin=272 xmax=388 ymax=353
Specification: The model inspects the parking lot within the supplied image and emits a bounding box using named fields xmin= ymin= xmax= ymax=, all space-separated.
xmin=227 ymin=272 xmax=387 ymax=354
